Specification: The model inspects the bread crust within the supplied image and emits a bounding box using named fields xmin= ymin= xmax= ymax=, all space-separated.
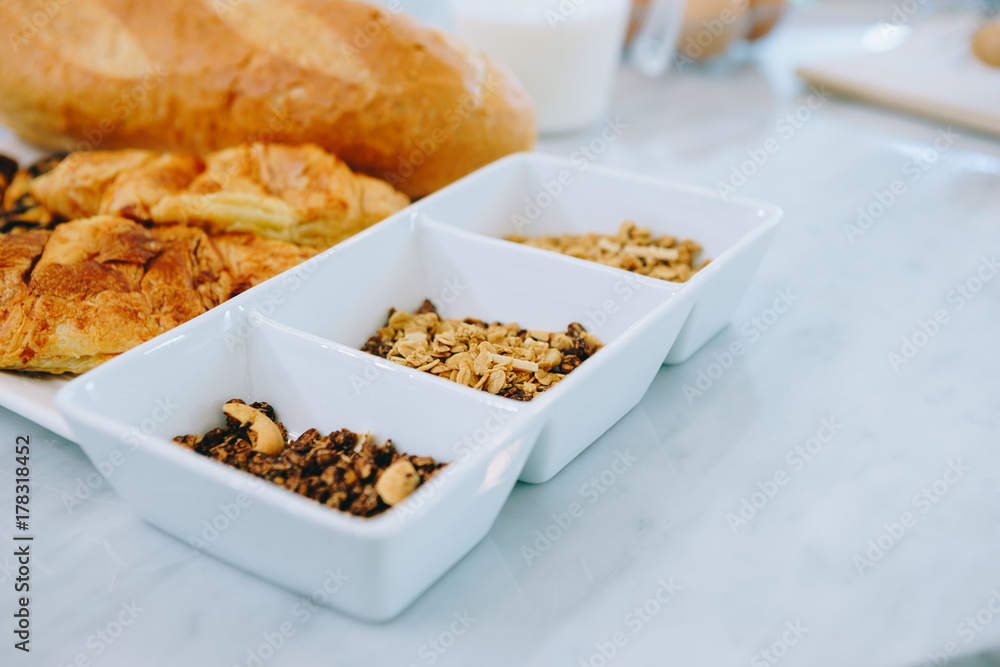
xmin=0 ymin=0 xmax=536 ymax=197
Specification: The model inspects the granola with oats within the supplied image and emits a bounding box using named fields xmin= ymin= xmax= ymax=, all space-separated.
xmin=173 ymin=399 xmax=446 ymax=518
xmin=506 ymin=220 xmax=709 ymax=283
xmin=360 ymin=301 xmax=602 ymax=401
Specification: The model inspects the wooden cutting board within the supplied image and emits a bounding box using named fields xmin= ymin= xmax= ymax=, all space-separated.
xmin=797 ymin=12 xmax=1000 ymax=138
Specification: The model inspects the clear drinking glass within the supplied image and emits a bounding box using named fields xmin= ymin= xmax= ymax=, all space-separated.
xmin=450 ymin=0 xmax=633 ymax=134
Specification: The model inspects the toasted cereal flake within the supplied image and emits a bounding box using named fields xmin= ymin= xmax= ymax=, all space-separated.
xmin=456 ymin=366 xmax=475 ymax=387
xmin=528 ymin=329 xmax=550 ymax=343
xmin=474 ymin=349 xmax=493 ymax=376
xmin=388 ymin=310 xmax=412 ymax=329
xmin=435 ymin=332 xmax=456 ymax=347
xmin=487 ymin=368 xmax=506 ymax=394
xmin=445 ymin=351 xmax=474 ymax=371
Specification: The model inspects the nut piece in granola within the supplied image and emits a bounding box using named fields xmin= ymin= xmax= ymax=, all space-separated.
xmin=360 ymin=300 xmax=603 ymax=401
xmin=222 ymin=400 xmax=285 ymax=455
xmin=506 ymin=221 xmax=709 ymax=282
xmin=376 ymin=459 xmax=421 ymax=506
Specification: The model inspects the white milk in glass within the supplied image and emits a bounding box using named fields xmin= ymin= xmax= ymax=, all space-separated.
xmin=451 ymin=0 xmax=630 ymax=133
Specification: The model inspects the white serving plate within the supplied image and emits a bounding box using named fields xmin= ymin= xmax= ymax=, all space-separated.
xmin=413 ymin=152 xmax=783 ymax=363
xmin=0 ymin=371 xmax=71 ymax=438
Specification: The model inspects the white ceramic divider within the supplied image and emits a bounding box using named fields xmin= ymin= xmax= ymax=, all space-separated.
xmin=264 ymin=213 xmax=694 ymax=482
xmin=410 ymin=152 xmax=783 ymax=363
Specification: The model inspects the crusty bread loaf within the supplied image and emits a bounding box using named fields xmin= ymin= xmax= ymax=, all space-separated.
xmin=0 ymin=0 xmax=536 ymax=198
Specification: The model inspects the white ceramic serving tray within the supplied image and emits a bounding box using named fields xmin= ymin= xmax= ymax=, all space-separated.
xmin=46 ymin=152 xmax=780 ymax=620
xmin=54 ymin=212 xmax=693 ymax=620
xmin=57 ymin=314 xmax=545 ymax=622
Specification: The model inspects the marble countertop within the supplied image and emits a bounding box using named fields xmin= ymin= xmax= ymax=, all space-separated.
xmin=3 ymin=2 xmax=1000 ymax=666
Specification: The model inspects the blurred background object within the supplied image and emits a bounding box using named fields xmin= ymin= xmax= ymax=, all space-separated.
xmin=676 ymin=0 xmax=751 ymax=61
xmin=972 ymin=18 xmax=1000 ymax=65
xmin=628 ymin=0 xmax=687 ymax=77
xmin=797 ymin=5 xmax=1000 ymax=137
xmin=628 ymin=0 xmax=789 ymax=63
xmin=747 ymin=0 xmax=789 ymax=39
xmin=450 ymin=0 xmax=631 ymax=133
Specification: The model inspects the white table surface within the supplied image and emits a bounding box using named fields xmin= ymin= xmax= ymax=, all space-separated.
xmin=3 ymin=2 xmax=1000 ymax=666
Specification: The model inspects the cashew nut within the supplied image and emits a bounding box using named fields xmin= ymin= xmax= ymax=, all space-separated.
xmin=223 ymin=402 xmax=285 ymax=455
xmin=375 ymin=459 xmax=420 ymax=506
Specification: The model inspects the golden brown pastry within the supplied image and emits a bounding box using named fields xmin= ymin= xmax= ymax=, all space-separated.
xmin=0 ymin=216 xmax=315 ymax=374
xmin=149 ymin=143 xmax=410 ymax=248
xmin=0 ymin=0 xmax=536 ymax=198
xmin=0 ymin=143 xmax=397 ymax=374
xmin=99 ymin=153 xmax=205 ymax=219
xmin=26 ymin=145 xmax=408 ymax=248
xmin=29 ymin=150 xmax=203 ymax=220
xmin=210 ymin=231 xmax=322 ymax=297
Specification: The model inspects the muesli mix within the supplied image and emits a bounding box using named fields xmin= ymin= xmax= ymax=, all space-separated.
xmin=361 ymin=300 xmax=602 ymax=401
xmin=507 ymin=221 xmax=708 ymax=283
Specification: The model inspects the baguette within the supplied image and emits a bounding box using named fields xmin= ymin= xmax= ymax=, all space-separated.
xmin=0 ymin=0 xmax=536 ymax=198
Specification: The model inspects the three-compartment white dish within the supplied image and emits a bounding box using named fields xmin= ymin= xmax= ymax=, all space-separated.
xmin=48 ymin=153 xmax=781 ymax=621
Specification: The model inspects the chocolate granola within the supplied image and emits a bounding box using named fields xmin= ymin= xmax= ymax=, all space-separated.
xmin=174 ymin=399 xmax=446 ymax=518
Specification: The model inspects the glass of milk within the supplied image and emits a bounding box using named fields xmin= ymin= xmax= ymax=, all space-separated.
xmin=450 ymin=0 xmax=631 ymax=134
